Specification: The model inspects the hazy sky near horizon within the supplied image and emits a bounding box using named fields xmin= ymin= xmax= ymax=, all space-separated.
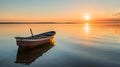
xmin=0 ymin=0 xmax=120 ymax=22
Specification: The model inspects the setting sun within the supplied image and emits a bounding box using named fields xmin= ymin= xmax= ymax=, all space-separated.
xmin=85 ymin=14 xmax=91 ymax=21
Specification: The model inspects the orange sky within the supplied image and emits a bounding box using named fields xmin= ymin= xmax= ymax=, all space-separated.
xmin=0 ymin=0 xmax=120 ymax=22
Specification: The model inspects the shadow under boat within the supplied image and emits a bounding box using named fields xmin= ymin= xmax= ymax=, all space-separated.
xmin=15 ymin=41 xmax=56 ymax=65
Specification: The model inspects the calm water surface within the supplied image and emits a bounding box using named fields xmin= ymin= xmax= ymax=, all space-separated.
xmin=0 ymin=24 xmax=120 ymax=67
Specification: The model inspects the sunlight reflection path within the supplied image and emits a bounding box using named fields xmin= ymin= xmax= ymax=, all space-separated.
xmin=85 ymin=23 xmax=89 ymax=33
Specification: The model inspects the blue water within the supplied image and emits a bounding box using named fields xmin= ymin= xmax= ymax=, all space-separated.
xmin=0 ymin=24 xmax=120 ymax=67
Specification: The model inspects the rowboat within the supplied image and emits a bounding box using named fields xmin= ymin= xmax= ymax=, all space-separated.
xmin=15 ymin=29 xmax=56 ymax=47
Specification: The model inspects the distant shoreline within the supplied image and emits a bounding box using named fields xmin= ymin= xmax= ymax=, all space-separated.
xmin=0 ymin=21 xmax=120 ymax=25
xmin=0 ymin=22 xmax=76 ymax=24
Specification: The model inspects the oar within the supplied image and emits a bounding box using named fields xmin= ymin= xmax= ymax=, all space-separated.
xmin=30 ymin=28 xmax=34 ymax=37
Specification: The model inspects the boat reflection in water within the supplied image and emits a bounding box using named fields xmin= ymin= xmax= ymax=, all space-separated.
xmin=15 ymin=41 xmax=56 ymax=65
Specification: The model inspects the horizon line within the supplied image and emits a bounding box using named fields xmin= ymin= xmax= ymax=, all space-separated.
xmin=0 ymin=22 xmax=120 ymax=25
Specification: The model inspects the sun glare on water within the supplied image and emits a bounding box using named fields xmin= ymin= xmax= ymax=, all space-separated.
xmin=85 ymin=23 xmax=89 ymax=33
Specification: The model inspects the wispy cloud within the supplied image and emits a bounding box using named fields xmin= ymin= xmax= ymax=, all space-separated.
xmin=113 ymin=12 xmax=120 ymax=16
xmin=113 ymin=8 xmax=120 ymax=17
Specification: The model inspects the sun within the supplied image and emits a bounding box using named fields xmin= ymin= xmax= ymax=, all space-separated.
xmin=84 ymin=14 xmax=91 ymax=21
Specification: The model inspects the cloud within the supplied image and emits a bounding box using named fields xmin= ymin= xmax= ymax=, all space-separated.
xmin=113 ymin=12 xmax=120 ymax=16
xmin=113 ymin=8 xmax=120 ymax=17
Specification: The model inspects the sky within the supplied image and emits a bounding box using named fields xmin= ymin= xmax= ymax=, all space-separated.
xmin=0 ymin=0 xmax=120 ymax=22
